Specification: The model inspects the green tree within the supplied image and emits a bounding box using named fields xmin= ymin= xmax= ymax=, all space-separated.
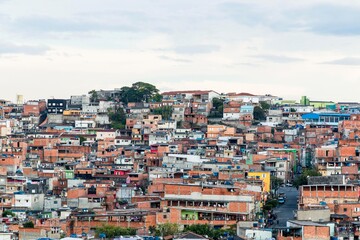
xmin=79 ymin=136 xmax=86 ymax=145
xmin=23 ymin=221 xmax=34 ymax=228
xmin=184 ymin=224 xmax=235 ymax=240
xmin=88 ymin=90 xmax=99 ymax=103
xmin=263 ymin=199 xmax=279 ymax=212
xmin=152 ymin=106 xmax=173 ymax=120
xmin=212 ymin=98 xmax=224 ymax=109
xmin=177 ymin=121 xmax=183 ymax=128
xmin=253 ymin=106 xmax=266 ymax=121
xmin=95 ymin=224 xmax=136 ymax=238
xmin=151 ymin=93 xmax=163 ymax=102
xmin=2 ymin=210 xmax=15 ymax=217
xmin=120 ymin=86 xmax=140 ymax=104
xmin=293 ymin=168 xmax=321 ymax=189
xmin=260 ymin=101 xmax=270 ymax=110
xmin=184 ymin=224 xmax=213 ymax=237
xmin=271 ymin=176 xmax=284 ymax=193
xmin=108 ymin=107 xmax=126 ymax=129
xmin=266 ymin=199 xmax=279 ymax=208
xmin=155 ymin=223 xmax=180 ymax=237
xmin=132 ymin=82 xmax=159 ymax=102
xmin=209 ymin=97 xmax=224 ymax=118
xmin=120 ymin=82 xmax=160 ymax=104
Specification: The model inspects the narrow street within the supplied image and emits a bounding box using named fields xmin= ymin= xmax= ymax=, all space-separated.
xmin=272 ymin=186 xmax=299 ymax=227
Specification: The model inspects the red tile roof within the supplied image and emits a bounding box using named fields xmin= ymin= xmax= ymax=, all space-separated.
xmin=228 ymin=92 xmax=256 ymax=96
xmin=162 ymin=90 xmax=216 ymax=95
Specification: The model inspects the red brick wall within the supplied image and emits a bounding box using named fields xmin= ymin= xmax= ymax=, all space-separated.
xmin=303 ymin=226 xmax=330 ymax=240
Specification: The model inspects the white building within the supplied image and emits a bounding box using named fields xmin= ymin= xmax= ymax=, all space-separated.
xmin=13 ymin=193 xmax=45 ymax=211
xmin=96 ymin=129 xmax=118 ymax=140
xmin=44 ymin=196 xmax=62 ymax=211
xmin=149 ymin=131 xmax=172 ymax=145
xmin=70 ymin=95 xmax=90 ymax=106
xmin=95 ymin=114 xmax=110 ymax=125
xmin=172 ymin=104 xmax=185 ymax=122
xmin=157 ymin=120 xmax=177 ymax=130
xmin=173 ymin=129 xmax=191 ymax=139
xmin=75 ymin=120 xmax=96 ymax=129
xmin=226 ymin=93 xmax=260 ymax=103
xmin=283 ymin=105 xmax=314 ymax=113
xmin=82 ymin=104 xmax=100 ymax=113
xmin=265 ymin=109 xmax=283 ymax=125
xmin=115 ymin=136 xmax=132 ymax=146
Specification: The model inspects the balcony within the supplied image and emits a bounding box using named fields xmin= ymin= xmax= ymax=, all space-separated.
xmin=179 ymin=219 xmax=237 ymax=226
xmin=264 ymin=166 xmax=277 ymax=172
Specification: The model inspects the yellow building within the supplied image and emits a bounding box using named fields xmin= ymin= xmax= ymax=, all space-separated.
xmin=63 ymin=110 xmax=81 ymax=116
xmin=247 ymin=171 xmax=271 ymax=192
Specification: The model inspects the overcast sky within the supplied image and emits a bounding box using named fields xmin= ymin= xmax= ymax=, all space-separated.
xmin=1 ymin=0 xmax=360 ymax=102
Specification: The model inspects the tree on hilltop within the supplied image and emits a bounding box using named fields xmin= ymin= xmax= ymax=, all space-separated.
xmin=120 ymin=82 xmax=160 ymax=104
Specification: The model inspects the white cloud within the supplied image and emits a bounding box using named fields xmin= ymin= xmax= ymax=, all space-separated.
xmin=250 ymin=54 xmax=304 ymax=63
xmin=0 ymin=0 xmax=360 ymax=102
xmin=0 ymin=42 xmax=49 ymax=55
xmin=322 ymin=57 xmax=360 ymax=65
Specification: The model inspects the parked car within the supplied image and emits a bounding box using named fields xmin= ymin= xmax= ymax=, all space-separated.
xmin=278 ymin=197 xmax=285 ymax=204
xmin=279 ymin=192 xmax=286 ymax=199
xmin=286 ymin=183 xmax=293 ymax=187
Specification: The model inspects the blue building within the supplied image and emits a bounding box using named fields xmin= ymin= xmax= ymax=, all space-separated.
xmin=302 ymin=112 xmax=350 ymax=126
xmin=240 ymin=105 xmax=254 ymax=114
xmin=348 ymin=106 xmax=360 ymax=114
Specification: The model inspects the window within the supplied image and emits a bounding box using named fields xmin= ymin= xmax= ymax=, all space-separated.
xmin=344 ymin=208 xmax=348 ymax=212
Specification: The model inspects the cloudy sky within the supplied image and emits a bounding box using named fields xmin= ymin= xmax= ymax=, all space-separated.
xmin=1 ymin=0 xmax=360 ymax=102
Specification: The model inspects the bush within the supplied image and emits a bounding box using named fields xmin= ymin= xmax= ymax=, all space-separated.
xmin=184 ymin=224 xmax=236 ymax=240
xmin=154 ymin=223 xmax=180 ymax=237
xmin=266 ymin=199 xmax=278 ymax=208
xmin=152 ymin=106 xmax=173 ymax=120
xmin=23 ymin=221 xmax=34 ymax=228
xmin=95 ymin=224 xmax=136 ymax=238
xmin=263 ymin=204 xmax=272 ymax=211
xmin=2 ymin=210 xmax=15 ymax=217
xmin=293 ymin=168 xmax=321 ymax=189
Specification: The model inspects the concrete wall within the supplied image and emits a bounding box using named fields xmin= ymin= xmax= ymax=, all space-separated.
xmin=47 ymin=114 xmax=63 ymax=124
xmin=14 ymin=194 xmax=44 ymax=211
xmin=44 ymin=197 xmax=62 ymax=211
xmin=308 ymin=175 xmax=345 ymax=185
xmin=242 ymin=229 xmax=272 ymax=239
xmin=297 ymin=209 xmax=330 ymax=221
